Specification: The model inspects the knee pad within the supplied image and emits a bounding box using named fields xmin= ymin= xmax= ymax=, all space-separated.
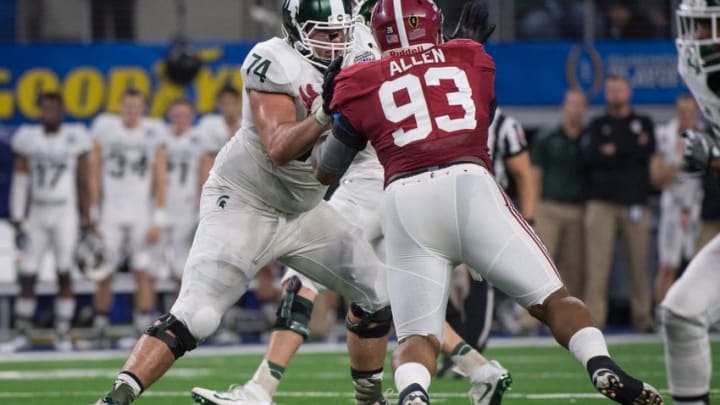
xmin=346 ymin=303 xmax=392 ymax=339
xmin=18 ymin=274 xmax=37 ymax=294
xmin=144 ymin=313 xmax=198 ymax=359
xmin=273 ymin=276 xmax=313 ymax=340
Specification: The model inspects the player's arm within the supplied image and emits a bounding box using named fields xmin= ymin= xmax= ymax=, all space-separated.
xmin=313 ymin=115 xmax=368 ymax=185
xmin=506 ymin=151 xmax=538 ymax=223
xmin=250 ymin=90 xmax=329 ymax=166
xmin=89 ymin=140 xmax=103 ymax=214
xmin=198 ymin=152 xmax=213 ymax=193
xmin=650 ymin=152 xmax=678 ymax=188
xmin=76 ymin=152 xmax=94 ymax=228
xmin=10 ymin=154 xmax=30 ymax=226
xmin=146 ymin=145 xmax=167 ymax=245
xmin=681 ymin=129 xmax=720 ymax=174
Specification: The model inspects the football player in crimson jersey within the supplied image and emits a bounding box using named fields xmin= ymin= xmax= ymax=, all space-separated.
xmin=313 ymin=0 xmax=663 ymax=404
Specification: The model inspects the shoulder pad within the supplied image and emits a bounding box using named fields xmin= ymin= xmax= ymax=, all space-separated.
xmin=242 ymin=38 xmax=302 ymax=94
xmin=11 ymin=125 xmax=35 ymax=155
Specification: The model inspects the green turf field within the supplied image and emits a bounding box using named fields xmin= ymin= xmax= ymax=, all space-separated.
xmin=0 ymin=340 xmax=718 ymax=405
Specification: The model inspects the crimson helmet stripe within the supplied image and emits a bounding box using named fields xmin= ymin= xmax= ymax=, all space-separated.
xmin=392 ymin=0 xmax=410 ymax=48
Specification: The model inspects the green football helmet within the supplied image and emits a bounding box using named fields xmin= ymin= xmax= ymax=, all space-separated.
xmin=353 ymin=0 xmax=378 ymax=24
xmin=282 ymin=0 xmax=354 ymax=69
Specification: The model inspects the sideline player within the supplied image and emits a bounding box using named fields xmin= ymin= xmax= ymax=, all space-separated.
xmin=661 ymin=1 xmax=720 ymax=404
xmin=651 ymin=95 xmax=703 ymax=305
xmin=197 ymin=85 xmax=242 ymax=156
xmin=92 ymin=1 xmax=393 ymax=404
xmin=191 ymin=2 xmax=511 ymax=404
xmin=90 ymin=88 xmax=169 ymax=341
xmin=314 ymin=0 xmax=662 ymax=404
xmin=1 ymin=92 xmax=92 ymax=353
xmin=162 ymin=98 xmax=213 ymax=281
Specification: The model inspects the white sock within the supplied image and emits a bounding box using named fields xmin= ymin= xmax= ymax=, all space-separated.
xmin=54 ymin=297 xmax=75 ymax=335
xmin=451 ymin=345 xmax=489 ymax=382
xmin=394 ymin=362 xmax=431 ymax=394
xmin=249 ymin=360 xmax=282 ymax=399
xmin=568 ymin=327 xmax=610 ymax=367
xmin=15 ymin=297 xmax=37 ymax=331
xmin=116 ymin=371 xmax=143 ymax=397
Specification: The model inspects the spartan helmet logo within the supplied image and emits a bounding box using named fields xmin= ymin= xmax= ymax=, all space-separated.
xmin=216 ymin=195 xmax=230 ymax=209
xmin=408 ymin=15 xmax=419 ymax=28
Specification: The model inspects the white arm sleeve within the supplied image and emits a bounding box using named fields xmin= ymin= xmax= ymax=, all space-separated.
xmin=10 ymin=171 xmax=29 ymax=223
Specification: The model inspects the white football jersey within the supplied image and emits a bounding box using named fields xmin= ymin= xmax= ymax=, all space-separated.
xmin=656 ymin=119 xmax=703 ymax=209
xmin=340 ymin=21 xmax=385 ymax=183
xmin=212 ymin=37 xmax=328 ymax=214
xmin=92 ymin=114 xmax=168 ymax=222
xmin=11 ymin=123 xmax=91 ymax=215
xmin=197 ymin=114 xmax=239 ymax=155
xmin=166 ymin=128 xmax=213 ymax=219
xmin=487 ymin=109 xmax=528 ymax=190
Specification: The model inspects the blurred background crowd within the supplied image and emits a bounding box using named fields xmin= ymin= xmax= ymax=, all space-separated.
xmin=1 ymin=0 xmax=717 ymax=352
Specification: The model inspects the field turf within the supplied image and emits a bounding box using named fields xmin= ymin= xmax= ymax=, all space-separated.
xmin=0 ymin=339 xmax=718 ymax=405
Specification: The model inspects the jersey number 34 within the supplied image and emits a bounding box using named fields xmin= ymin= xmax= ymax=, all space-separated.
xmin=379 ymin=67 xmax=477 ymax=147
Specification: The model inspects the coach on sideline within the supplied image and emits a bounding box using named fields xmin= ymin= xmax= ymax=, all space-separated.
xmin=581 ymin=75 xmax=656 ymax=332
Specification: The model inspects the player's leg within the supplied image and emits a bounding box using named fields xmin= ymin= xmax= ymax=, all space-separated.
xmin=53 ymin=215 xmax=79 ymax=350
xmin=0 ymin=220 xmax=46 ymax=353
xmin=582 ymin=201 xmax=618 ymax=328
xmin=131 ymin=217 xmax=159 ymax=334
xmin=455 ymin=167 xmax=662 ymax=405
xmin=280 ymin=202 xmax=392 ymax=405
xmin=193 ymin=274 xmax=321 ymax=404
xmin=620 ymin=206 xmax=653 ymax=331
xmin=660 ymin=234 xmax=720 ymax=405
xmin=655 ymin=203 xmax=682 ymax=306
xmin=94 ymin=219 xmax=123 ymax=338
xmin=95 ymin=183 xmax=278 ymax=405
xmin=380 ymin=173 xmax=460 ymax=405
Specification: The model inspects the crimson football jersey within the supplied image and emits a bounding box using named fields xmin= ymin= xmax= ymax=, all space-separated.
xmin=331 ymin=39 xmax=496 ymax=185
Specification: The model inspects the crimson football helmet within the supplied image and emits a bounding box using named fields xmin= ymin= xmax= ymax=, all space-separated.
xmin=370 ymin=0 xmax=443 ymax=54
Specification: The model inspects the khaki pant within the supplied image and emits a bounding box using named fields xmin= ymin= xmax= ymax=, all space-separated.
xmin=697 ymin=220 xmax=720 ymax=251
xmin=583 ymin=201 xmax=652 ymax=330
xmin=534 ymin=200 xmax=585 ymax=297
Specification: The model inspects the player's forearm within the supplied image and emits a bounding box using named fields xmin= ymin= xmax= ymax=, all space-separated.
xmin=90 ymin=142 xmax=103 ymax=209
xmin=268 ymin=115 xmax=328 ymax=166
xmin=76 ymin=153 xmax=93 ymax=226
xmin=153 ymin=148 xmax=168 ymax=210
xmin=10 ymin=156 xmax=29 ymax=223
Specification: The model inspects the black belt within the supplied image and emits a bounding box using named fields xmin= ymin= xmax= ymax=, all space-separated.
xmin=388 ymin=161 xmax=482 ymax=185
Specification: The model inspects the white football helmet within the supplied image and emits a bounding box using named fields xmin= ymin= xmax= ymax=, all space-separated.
xmin=677 ymin=0 xmax=720 ymax=126
xmin=76 ymin=230 xmax=112 ymax=282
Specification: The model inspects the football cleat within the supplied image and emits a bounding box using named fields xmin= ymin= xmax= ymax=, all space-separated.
xmin=0 ymin=335 xmax=31 ymax=354
xmin=400 ymin=391 xmax=429 ymax=405
xmin=191 ymin=383 xmax=274 ymax=405
xmin=90 ymin=398 xmax=121 ymax=405
xmin=468 ymin=360 xmax=513 ymax=405
xmin=592 ymin=368 xmax=663 ymax=405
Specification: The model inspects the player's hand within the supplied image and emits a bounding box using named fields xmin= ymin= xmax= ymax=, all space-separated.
xmin=315 ymin=56 xmax=344 ymax=127
xmin=10 ymin=221 xmax=27 ymax=251
xmin=682 ymin=129 xmax=720 ymax=174
xmin=448 ymin=0 xmax=496 ymax=44
xmin=146 ymin=225 xmax=161 ymax=245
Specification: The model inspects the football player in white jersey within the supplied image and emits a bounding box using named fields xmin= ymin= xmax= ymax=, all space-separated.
xmin=92 ymin=2 xmax=395 ymax=404
xmin=191 ymin=3 xmax=511 ymax=405
xmin=90 ymin=88 xmax=169 ymax=340
xmin=2 ymin=92 xmax=93 ymax=353
xmin=651 ymin=95 xmax=703 ymax=305
xmin=197 ymin=86 xmax=242 ymax=156
xmin=661 ymin=2 xmax=720 ymax=404
xmin=163 ymin=98 xmax=213 ymax=280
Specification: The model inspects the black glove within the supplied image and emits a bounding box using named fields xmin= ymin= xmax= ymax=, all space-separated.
xmin=448 ymin=0 xmax=496 ymax=44
xmin=11 ymin=221 xmax=27 ymax=251
xmin=682 ymin=129 xmax=720 ymax=174
xmin=315 ymin=56 xmax=344 ymax=126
